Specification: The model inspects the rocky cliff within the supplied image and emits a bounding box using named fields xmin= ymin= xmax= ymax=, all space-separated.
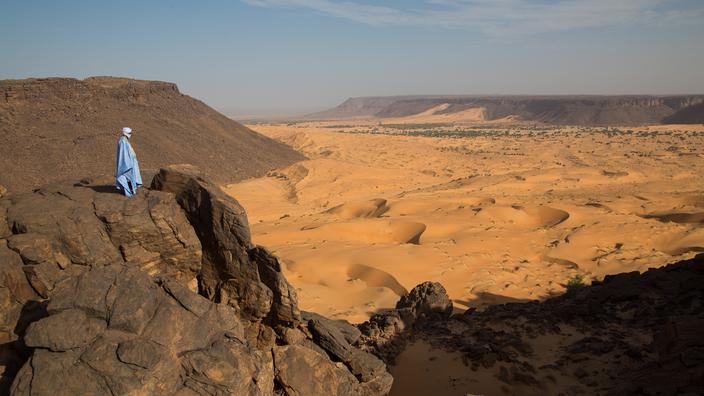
xmin=663 ymin=102 xmax=704 ymax=124
xmin=0 ymin=77 xmax=305 ymax=192
xmin=0 ymin=165 xmax=390 ymax=395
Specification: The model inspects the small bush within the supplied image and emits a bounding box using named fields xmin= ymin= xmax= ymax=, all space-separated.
xmin=567 ymin=274 xmax=585 ymax=290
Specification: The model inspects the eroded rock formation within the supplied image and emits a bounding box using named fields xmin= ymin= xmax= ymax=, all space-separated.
xmin=0 ymin=165 xmax=392 ymax=395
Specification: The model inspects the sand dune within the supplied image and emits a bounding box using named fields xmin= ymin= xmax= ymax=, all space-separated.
xmin=385 ymin=197 xmax=495 ymax=216
xmin=656 ymin=230 xmax=704 ymax=256
xmin=226 ymin=121 xmax=704 ymax=322
xmin=300 ymin=219 xmax=427 ymax=245
xmin=478 ymin=205 xmax=570 ymax=228
xmin=347 ymin=263 xmax=408 ymax=296
xmin=325 ymin=198 xmax=389 ymax=219
xmin=641 ymin=211 xmax=704 ymax=224
xmin=384 ymin=103 xmax=488 ymax=124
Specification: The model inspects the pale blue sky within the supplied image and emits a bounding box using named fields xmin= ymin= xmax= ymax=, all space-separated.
xmin=2 ymin=0 xmax=703 ymax=114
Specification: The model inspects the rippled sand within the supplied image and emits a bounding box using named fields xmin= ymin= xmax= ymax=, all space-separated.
xmin=225 ymin=121 xmax=704 ymax=323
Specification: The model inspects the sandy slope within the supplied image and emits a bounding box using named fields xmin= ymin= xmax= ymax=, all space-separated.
xmin=225 ymin=121 xmax=704 ymax=323
xmin=383 ymin=103 xmax=488 ymax=123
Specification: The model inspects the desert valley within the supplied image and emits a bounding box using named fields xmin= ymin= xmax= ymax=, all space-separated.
xmin=228 ymin=117 xmax=704 ymax=323
xmin=0 ymin=77 xmax=703 ymax=395
xmin=228 ymin=108 xmax=704 ymax=394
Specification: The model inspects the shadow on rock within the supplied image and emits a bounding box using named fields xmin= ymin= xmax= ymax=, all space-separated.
xmin=0 ymin=301 xmax=48 ymax=393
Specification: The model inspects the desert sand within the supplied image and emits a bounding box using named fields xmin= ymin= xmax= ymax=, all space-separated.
xmin=225 ymin=118 xmax=704 ymax=324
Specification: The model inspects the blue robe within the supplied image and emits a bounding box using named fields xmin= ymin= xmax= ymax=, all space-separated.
xmin=115 ymin=136 xmax=142 ymax=197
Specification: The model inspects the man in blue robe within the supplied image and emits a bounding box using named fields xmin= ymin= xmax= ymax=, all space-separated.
xmin=115 ymin=127 xmax=142 ymax=197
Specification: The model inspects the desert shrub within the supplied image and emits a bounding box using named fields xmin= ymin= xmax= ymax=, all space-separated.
xmin=566 ymin=273 xmax=586 ymax=290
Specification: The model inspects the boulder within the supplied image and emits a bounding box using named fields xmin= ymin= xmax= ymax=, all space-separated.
xmin=4 ymin=168 xmax=394 ymax=395
xmin=0 ymin=241 xmax=38 ymax=308
xmin=180 ymin=338 xmax=275 ymax=395
xmin=4 ymin=178 xmax=203 ymax=283
xmin=250 ymin=246 xmax=301 ymax=327
xmin=396 ymin=281 xmax=453 ymax=322
xmin=357 ymin=310 xmax=408 ymax=364
xmin=308 ymin=317 xmax=354 ymax=362
xmin=24 ymin=309 xmax=105 ymax=351
xmin=281 ymin=327 xmax=307 ymax=345
xmin=273 ymin=345 xmax=360 ymax=396
xmin=93 ymin=188 xmax=203 ymax=283
xmin=303 ymin=311 xmax=361 ymax=345
xmin=348 ymin=349 xmax=388 ymax=382
xmin=151 ymin=165 xmax=272 ymax=321
xmin=11 ymin=265 xmax=250 ymax=395
xmin=357 ymin=282 xmax=452 ymax=364
xmin=6 ymin=183 xmax=122 ymax=267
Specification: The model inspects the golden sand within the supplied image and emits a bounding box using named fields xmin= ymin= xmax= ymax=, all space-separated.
xmin=225 ymin=120 xmax=704 ymax=323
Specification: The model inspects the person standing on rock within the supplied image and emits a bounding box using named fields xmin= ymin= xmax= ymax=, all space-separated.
xmin=115 ymin=127 xmax=142 ymax=197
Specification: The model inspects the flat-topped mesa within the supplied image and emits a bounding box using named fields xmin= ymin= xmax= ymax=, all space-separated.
xmin=0 ymin=165 xmax=392 ymax=395
xmin=307 ymin=94 xmax=704 ymax=125
xmin=0 ymin=76 xmax=305 ymax=193
xmin=1 ymin=77 xmax=179 ymax=103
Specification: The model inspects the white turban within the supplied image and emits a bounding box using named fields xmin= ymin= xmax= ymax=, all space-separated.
xmin=122 ymin=127 xmax=132 ymax=138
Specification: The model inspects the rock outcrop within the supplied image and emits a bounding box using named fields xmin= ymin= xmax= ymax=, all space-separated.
xmin=360 ymin=255 xmax=704 ymax=395
xmin=0 ymin=165 xmax=392 ymax=395
xmin=357 ymin=282 xmax=453 ymax=363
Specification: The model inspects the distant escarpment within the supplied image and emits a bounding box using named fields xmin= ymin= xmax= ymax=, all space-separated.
xmin=0 ymin=77 xmax=305 ymax=192
xmin=663 ymin=102 xmax=704 ymax=124
xmin=0 ymin=165 xmax=390 ymax=395
xmin=307 ymin=95 xmax=704 ymax=125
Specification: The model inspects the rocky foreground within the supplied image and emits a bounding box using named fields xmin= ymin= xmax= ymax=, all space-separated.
xmin=0 ymin=165 xmax=395 ymax=395
xmin=0 ymin=166 xmax=703 ymax=395
xmin=359 ymin=261 xmax=704 ymax=395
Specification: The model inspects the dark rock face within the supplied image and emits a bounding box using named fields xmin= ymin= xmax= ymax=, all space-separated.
xmin=0 ymin=166 xmax=392 ymax=395
xmin=663 ymin=101 xmax=704 ymax=124
xmin=309 ymin=317 xmax=355 ymax=362
xmin=251 ymin=246 xmax=301 ymax=327
xmin=357 ymin=282 xmax=453 ymax=363
xmin=0 ymin=240 xmax=42 ymax=391
xmin=151 ymin=165 xmax=274 ymax=321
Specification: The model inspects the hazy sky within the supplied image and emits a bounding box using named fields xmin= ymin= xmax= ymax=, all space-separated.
xmin=2 ymin=0 xmax=704 ymax=114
